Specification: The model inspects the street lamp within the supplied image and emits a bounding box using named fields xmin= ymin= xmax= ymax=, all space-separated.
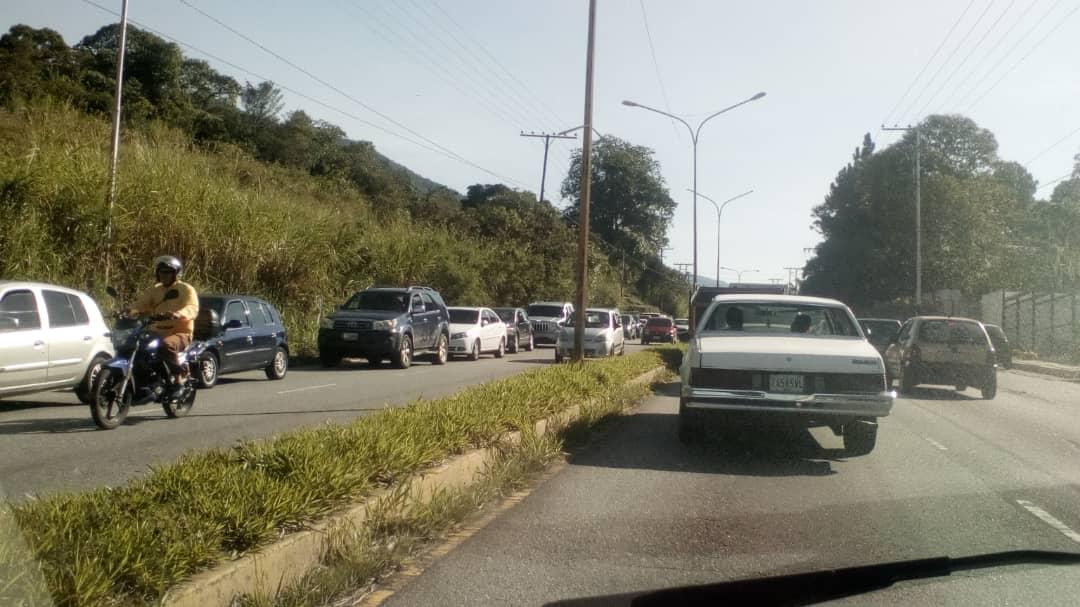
xmin=622 ymin=92 xmax=766 ymax=331
xmin=687 ymin=188 xmax=753 ymax=287
xmin=720 ymin=266 xmax=759 ymax=284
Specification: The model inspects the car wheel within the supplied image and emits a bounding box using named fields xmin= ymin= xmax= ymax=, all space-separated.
xmin=525 ymin=334 xmax=534 ymax=351
xmin=843 ymin=419 xmax=878 ymax=456
xmin=265 ymin=347 xmax=288 ymax=380
xmin=431 ymin=333 xmax=448 ymax=365
xmin=196 ymin=351 xmax=220 ymax=389
xmin=981 ymin=371 xmax=997 ymax=400
xmin=468 ymin=339 xmax=481 ymax=361
xmin=619 ymin=340 xmax=626 ymax=356
xmin=899 ymin=365 xmax=915 ymax=395
xmin=320 ymin=350 xmax=342 ymax=368
xmin=554 ymin=350 xmax=564 ymax=363
xmin=508 ymin=333 xmax=519 ymax=354
xmin=76 ymin=353 xmax=110 ymax=404
xmin=393 ymin=334 xmax=413 ymax=369
xmin=677 ymin=399 xmax=703 ymax=444
xmin=495 ymin=337 xmax=505 ymax=358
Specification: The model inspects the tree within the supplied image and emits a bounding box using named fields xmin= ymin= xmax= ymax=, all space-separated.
xmin=241 ymin=80 xmax=284 ymax=123
xmin=0 ymin=25 xmax=84 ymax=105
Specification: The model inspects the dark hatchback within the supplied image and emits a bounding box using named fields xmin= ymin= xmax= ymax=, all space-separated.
xmin=983 ymin=323 xmax=1012 ymax=368
xmin=492 ymin=307 xmax=535 ymax=353
xmin=318 ymin=286 xmax=450 ymax=369
xmin=858 ymin=318 xmax=902 ymax=355
xmin=194 ymin=295 xmax=289 ymax=388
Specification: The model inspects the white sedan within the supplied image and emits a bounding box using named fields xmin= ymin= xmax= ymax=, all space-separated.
xmin=555 ymin=308 xmax=626 ymax=362
xmin=448 ymin=307 xmax=507 ymax=360
xmin=679 ymin=294 xmax=893 ymax=456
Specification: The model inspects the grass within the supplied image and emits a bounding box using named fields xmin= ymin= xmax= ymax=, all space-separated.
xmin=4 ymin=347 xmax=679 ymax=607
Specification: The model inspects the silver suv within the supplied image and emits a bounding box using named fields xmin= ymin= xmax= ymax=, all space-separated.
xmin=526 ymin=301 xmax=574 ymax=345
xmin=0 ymin=281 xmax=115 ymax=402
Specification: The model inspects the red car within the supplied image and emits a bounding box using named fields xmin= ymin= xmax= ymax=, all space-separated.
xmin=641 ymin=316 xmax=677 ymax=344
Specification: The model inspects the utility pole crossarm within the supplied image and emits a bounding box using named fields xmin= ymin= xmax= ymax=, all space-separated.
xmin=520 ymin=131 xmax=578 ymax=204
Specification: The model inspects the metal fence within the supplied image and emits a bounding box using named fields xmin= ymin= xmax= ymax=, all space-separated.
xmin=996 ymin=291 xmax=1080 ymax=355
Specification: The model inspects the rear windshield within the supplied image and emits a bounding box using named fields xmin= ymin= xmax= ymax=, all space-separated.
xmin=918 ymin=320 xmax=985 ymax=344
xmin=701 ymin=303 xmax=859 ymax=337
xmin=448 ymin=309 xmax=480 ymax=324
xmin=527 ymin=304 xmax=564 ymax=318
xmin=567 ymin=311 xmax=611 ymax=329
xmin=646 ymin=318 xmax=672 ymax=327
xmin=344 ymin=290 xmax=408 ymax=312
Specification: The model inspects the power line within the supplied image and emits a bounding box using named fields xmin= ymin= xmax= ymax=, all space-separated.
xmin=174 ymin=0 xmax=528 ymax=187
xmin=882 ymin=0 xmax=978 ymax=126
xmin=1026 ymin=125 xmax=1080 ymax=165
xmin=898 ymin=0 xmax=998 ymax=124
xmin=915 ymin=0 xmax=1019 ymax=117
xmin=1037 ymin=170 xmax=1075 ymax=190
xmin=967 ymin=1 xmax=1080 ymax=110
xmin=954 ymin=0 xmax=1067 ymax=108
xmin=637 ymin=0 xmax=681 ymax=142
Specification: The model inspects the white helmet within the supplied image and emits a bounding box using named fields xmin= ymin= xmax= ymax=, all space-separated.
xmin=153 ymin=255 xmax=183 ymax=277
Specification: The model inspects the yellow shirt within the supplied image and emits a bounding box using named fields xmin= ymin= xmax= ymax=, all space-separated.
xmin=130 ymin=280 xmax=199 ymax=336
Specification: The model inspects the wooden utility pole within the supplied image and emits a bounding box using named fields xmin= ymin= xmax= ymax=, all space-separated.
xmin=573 ymin=0 xmax=597 ymax=362
xmin=520 ymin=131 xmax=576 ymax=202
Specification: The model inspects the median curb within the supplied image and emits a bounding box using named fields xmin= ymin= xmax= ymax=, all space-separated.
xmin=1010 ymin=360 xmax=1080 ymax=380
xmin=160 ymin=365 xmax=668 ymax=607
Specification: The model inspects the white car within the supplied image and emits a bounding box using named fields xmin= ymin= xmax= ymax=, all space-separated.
xmin=679 ymin=294 xmax=893 ymax=456
xmin=0 ymin=281 xmax=115 ymax=403
xmin=555 ymin=308 xmax=626 ymax=362
xmin=448 ymin=307 xmax=507 ymax=360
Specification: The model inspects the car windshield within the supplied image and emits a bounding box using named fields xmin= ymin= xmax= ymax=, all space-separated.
xmin=702 ymin=302 xmax=859 ymax=337
xmin=984 ymin=325 xmax=1007 ymax=341
xmin=860 ymin=320 xmax=900 ymax=339
xmin=646 ymin=318 xmax=672 ymax=327
xmin=448 ymin=309 xmax=480 ymax=325
xmin=493 ymin=308 xmax=516 ymax=322
xmin=919 ymin=319 xmax=985 ymax=344
xmin=343 ymin=291 xmax=408 ymax=312
xmin=527 ymin=304 xmax=564 ymax=318
xmin=566 ymin=311 xmax=610 ymax=329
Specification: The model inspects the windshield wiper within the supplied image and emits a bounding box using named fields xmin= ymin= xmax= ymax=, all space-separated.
xmin=628 ymin=551 xmax=1080 ymax=606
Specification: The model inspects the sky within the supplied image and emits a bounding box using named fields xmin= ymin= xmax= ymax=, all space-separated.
xmin=6 ymin=0 xmax=1080 ymax=286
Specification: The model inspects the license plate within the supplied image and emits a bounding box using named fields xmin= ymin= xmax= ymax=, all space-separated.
xmin=769 ymin=374 xmax=805 ymax=393
xmin=342 ymin=332 xmax=358 ymax=341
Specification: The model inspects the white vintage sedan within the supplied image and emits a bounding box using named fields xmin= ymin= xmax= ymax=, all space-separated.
xmin=679 ymin=294 xmax=893 ymax=456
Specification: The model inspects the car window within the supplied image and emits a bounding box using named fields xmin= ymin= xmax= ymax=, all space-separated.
xmin=43 ymin=289 xmax=81 ymax=328
xmin=485 ymin=310 xmax=501 ymax=325
xmin=250 ymin=301 xmax=272 ymax=326
xmin=646 ymin=317 xmax=672 ymax=327
xmin=567 ymin=311 xmax=609 ymax=328
xmin=702 ymin=303 xmax=858 ymax=336
xmin=448 ymin=309 xmax=479 ymax=324
xmin=527 ymin=304 xmax=564 ymax=318
xmin=0 ymin=290 xmax=41 ymax=330
xmin=918 ymin=319 xmax=985 ymax=344
xmin=344 ymin=290 xmax=409 ymax=312
xmin=493 ymin=308 xmax=515 ymax=322
xmin=224 ymin=300 xmax=249 ymax=327
xmin=411 ymin=294 xmax=424 ymax=311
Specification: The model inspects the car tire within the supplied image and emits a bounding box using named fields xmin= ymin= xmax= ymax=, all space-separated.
xmin=677 ymin=399 xmax=702 ymax=444
xmin=843 ymin=419 xmax=877 ymax=456
xmin=508 ymin=333 xmax=519 ymax=353
xmin=899 ymin=365 xmax=915 ymax=395
xmin=196 ymin=351 xmax=220 ymax=389
xmin=495 ymin=337 xmax=505 ymax=358
xmin=392 ymin=334 xmax=413 ymax=369
xmin=981 ymin=371 xmax=997 ymax=400
xmin=265 ymin=347 xmax=288 ymax=380
xmin=320 ymin=350 xmax=342 ymax=368
xmin=468 ymin=339 xmax=481 ymax=361
xmin=76 ymin=353 xmax=110 ymax=404
xmin=554 ymin=350 xmax=564 ymax=363
xmin=430 ymin=333 xmax=448 ymax=365
xmin=525 ymin=334 xmax=534 ymax=351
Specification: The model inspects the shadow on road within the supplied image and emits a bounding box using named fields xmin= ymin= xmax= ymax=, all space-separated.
xmin=566 ymin=382 xmax=845 ymax=478
xmin=187 ymin=406 xmax=385 ymax=418
xmin=509 ymin=357 xmax=554 ymax=365
xmin=0 ymin=397 xmax=80 ymax=413
xmin=903 ymin=386 xmax=981 ymax=401
xmin=0 ymin=412 xmax=160 ymax=435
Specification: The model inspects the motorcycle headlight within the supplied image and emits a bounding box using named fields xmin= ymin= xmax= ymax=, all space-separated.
xmin=320 ymin=317 xmax=335 ymax=329
xmin=451 ymin=332 xmax=466 ymax=340
xmin=373 ymin=319 xmax=397 ymax=331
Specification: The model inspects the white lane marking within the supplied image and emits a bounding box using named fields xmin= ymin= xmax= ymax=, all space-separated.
xmin=1017 ymin=500 xmax=1080 ymax=545
xmin=277 ymin=383 xmax=337 ymax=395
xmin=924 ymin=436 xmax=948 ymax=451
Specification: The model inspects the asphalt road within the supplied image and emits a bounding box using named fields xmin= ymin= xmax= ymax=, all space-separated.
xmin=0 ymin=343 xmax=648 ymax=499
xmin=381 ymin=369 xmax=1080 ymax=606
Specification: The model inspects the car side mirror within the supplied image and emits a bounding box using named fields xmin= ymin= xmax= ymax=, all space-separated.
xmin=225 ymin=319 xmax=243 ymax=330
xmin=0 ymin=316 xmax=18 ymax=332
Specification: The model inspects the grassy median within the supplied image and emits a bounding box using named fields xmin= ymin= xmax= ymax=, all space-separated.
xmin=2 ymin=347 xmax=678 ymax=607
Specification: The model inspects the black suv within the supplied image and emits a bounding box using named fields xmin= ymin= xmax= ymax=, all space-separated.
xmin=318 ymin=286 xmax=450 ymax=369
xmin=194 ymin=295 xmax=289 ymax=388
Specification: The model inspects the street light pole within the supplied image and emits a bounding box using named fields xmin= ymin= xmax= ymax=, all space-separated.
xmin=622 ymin=92 xmax=766 ymax=332
xmin=104 ymin=0 xmax=130 ymax=288
xmin=720 ymin=266 xmax=759 ymax=284
xmin=687 ymin=188 xmax=753 ymax=287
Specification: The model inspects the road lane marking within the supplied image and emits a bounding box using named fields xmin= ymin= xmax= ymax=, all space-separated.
xmin=923 ymin=436 xmax=948 ymax=451
xmin=277 ymin=383 xmax=337 ymax=395
xmin=1017 ymin=500 xmax=1080 ymax=545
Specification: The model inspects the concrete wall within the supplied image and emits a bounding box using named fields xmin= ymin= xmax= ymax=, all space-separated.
xmin=991 ymin=290 xmax=1080 ymax=354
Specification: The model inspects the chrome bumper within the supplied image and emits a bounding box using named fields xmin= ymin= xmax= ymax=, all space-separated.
xmin=681 ymin=386 xmax=894 ymax=417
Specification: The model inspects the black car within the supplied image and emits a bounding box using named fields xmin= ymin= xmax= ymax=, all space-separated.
xmin=194 ymin=295 xmax=289 ymax=388
xmin=983 ymin=323 xmax=1012 ymax=369
xmin=318 ymin=286 xmax=450 ymax=369
xmin=858 ymin=318 xmax=902 ymax=356
xmin=493 ymin=307 xmax=535 ymax=353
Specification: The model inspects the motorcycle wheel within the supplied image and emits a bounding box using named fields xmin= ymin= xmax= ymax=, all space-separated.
xmin=163 ymin=382 xmax=196 ymax=418
xmin=91 ymin=369 xmax=132 ymax=430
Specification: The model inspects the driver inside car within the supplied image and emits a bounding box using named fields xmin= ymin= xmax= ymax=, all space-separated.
xmin=128 ymin=255 xmax=199 ymax=394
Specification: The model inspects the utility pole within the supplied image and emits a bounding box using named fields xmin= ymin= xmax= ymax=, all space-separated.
xmin=104 ymin=0 xmax=130 ymax=288
xmin=520 ymin=131 xmax=576 ymax=203
xmin=784 ymin=266 xmax=801 ymax=293
xmin=573 ymin=0 xmax=597 ymax=362
xmin=883 ymin=124 xmax=921 ymax=313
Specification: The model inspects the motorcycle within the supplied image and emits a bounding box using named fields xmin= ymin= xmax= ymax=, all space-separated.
xmin=91 ymin=287 xmax=207 ymax=430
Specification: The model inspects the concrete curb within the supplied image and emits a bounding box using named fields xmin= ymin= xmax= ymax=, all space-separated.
xmin=1010 ymin=360 xmax=1080 ymax=380
xmin=160 ymin=365 xmax=668 ymax=607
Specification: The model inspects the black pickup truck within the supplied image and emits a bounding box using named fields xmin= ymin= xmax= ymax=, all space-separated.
xmin=318 ymin=286 xmax=451 ymax=369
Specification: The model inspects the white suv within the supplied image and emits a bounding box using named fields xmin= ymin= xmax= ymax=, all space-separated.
xmin=0 ymin=281 xmax=114 ymax=403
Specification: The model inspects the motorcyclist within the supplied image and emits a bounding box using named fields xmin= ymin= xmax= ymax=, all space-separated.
xmin=128 ymin=256 xmax=199 ymax=395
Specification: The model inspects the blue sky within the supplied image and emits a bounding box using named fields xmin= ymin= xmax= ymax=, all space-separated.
xmin=7 ymin=0 xmax=1080 ymax=285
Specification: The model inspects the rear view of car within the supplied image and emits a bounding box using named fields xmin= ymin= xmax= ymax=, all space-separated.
xmin=642 ymin=316 xmax=676 ymax=344
xmin=884 ymin=316 xmax=997 ymax=399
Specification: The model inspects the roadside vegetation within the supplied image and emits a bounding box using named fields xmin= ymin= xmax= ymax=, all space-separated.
xmin=2 ymin=347 xmax=677 ymax=607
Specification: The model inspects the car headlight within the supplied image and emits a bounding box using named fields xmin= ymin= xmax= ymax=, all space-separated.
xmin=372 ymin=319 xmax=397 ymax=331
xmin=451 ymin=332 xmax=466 ymax=339
xmin=320 ymin=317 xmax=335 ymax=329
